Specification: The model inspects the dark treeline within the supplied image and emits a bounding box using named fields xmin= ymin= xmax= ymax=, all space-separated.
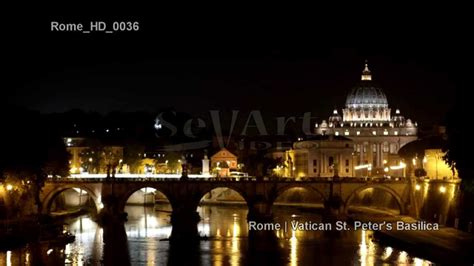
xmin=1 ymin=105 xmax=70 ymax=216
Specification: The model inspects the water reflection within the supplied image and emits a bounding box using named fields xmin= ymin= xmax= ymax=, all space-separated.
xmin=290 ymin=227 xmax=298 ymax=266
xmin=1 ymin=205 xmax=434 ymax=265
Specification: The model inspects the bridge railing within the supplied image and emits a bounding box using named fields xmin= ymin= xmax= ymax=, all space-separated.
xmin=46 ymin=176 xmax=409 ymax=183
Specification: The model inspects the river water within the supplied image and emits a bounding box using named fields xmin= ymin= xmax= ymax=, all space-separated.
xmin=0 ymin=204 xmax=433 ymax=265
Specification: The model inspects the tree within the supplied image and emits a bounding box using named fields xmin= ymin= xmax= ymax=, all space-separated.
xmin=79 ymin=143 xmax=122 ymax=175
xmin=444 ymin=105 xmax=474 ymax=191
xmin=443 ymin=94 xmax=474 ymax=229
xmin=1 ymin=106 xmax=70 ymax=215
xmin=123 ymin=143 xmax=145 ymax=173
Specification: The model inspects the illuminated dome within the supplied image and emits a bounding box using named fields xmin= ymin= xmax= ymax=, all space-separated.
xmin=345 ymin=63 xmax=388 ymax=108
xmin=345 ymin=85 xmax=388 ymax=108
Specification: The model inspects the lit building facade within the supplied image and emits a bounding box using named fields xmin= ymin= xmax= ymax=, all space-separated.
xmin=210 ymin=148 xmax=238 ymax=177
xmin=290 ymin=135 xmax=355 ymax=178
xmin=63 ymin=137 xmax=124 ymax=175
xmin=315 ymin=63 xmax=418 ymax=177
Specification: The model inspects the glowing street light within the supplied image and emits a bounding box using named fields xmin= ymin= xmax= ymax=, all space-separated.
xmin=6 ymin=184 xmax=13 ymax=191
xmin=415 ymin=184 xmax=421 ymax=191
xmin=439 ymin=186 xmax=446 ymax=193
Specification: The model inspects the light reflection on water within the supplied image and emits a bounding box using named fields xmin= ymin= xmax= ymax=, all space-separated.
xmin=0 ymin=204 xmax=433 ymax=265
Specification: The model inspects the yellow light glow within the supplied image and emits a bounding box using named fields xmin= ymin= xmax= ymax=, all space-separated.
xmin=6 ymin=184 xmax=13 ymax=191
xmin=7 ymin=250 xmax=12 ymax=266
xmin=390 ymin=162 xmax=406 ymax=170
xmin=355 ymin=164 xmax=371 ymax=170
xmin=415 ymin=184 xmax=421 ymax=191
xmin=290 ymin=226 xmax=298 ymax=266
xmin=412 ymin=158 xmax=416 ymax=166
xmin=383 ymin=159 xmax=387 ymax=164
xmin=439 ymin=186 xmax=446 ymax=193
xmin=382 ymin=246 xmax=393 ymax=260
xmin=398 ymin=251 xmax=408 ymax=264
xmin=384 ymin=167 xmax=389 ymax=172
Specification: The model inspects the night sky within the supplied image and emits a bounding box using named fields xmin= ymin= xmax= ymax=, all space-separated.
xmin=5 ymin=13 xmax=470 ymax=127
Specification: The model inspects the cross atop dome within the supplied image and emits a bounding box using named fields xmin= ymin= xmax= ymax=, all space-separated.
xmin=361 ymin=60 xmax=372 ymax=81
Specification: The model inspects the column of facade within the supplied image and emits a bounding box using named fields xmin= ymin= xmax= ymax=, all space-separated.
xmin=377 ymin=143 xmax=382 ymax=168
xmin=368 ymin=142 xmax=373 ymax=167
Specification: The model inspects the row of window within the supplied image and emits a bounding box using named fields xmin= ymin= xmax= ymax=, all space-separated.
xmin=334 ymin=130 xmax=398 ymax=136
xmin=354 ymin=143 xmax=398 ymax=154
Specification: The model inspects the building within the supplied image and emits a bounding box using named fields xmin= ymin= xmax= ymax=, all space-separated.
xmin=63 ymin=137 xmax=124 ymax=175
xmin=290 ymin=135 xmax=355 ymax=178
xmin=315 ymin=62 xmax=418 ymax=177
xmin=210 ymin=148 xmax=238 ymax=177
xmin=64 ymin=137 xmax=89 ymax=174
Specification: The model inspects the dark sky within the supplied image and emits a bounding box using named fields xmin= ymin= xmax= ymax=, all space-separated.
xmin=5 ymin=13 xmax=470 ymax=126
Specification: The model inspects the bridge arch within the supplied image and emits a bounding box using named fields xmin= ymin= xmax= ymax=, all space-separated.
xmin=343 ymin=184 xmax=405 ymax=215
xmin=272 ymin=184 xmax=327 ymax=205
xmin=119 ymin=185 xmax=175 ymax=213
xmin=42 ymin=185 xmax=101 ymax=214
xmin=197 ymin=186 xmax=249 ymax=209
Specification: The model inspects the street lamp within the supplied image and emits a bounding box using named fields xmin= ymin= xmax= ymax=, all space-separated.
xmin=439 ymin=186 xmax=446 ymax=193
xmin=88 ymin=157 xmax=94 ymax=174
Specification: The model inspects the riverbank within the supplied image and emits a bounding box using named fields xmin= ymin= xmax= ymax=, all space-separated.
xmin=349 ymin=209 xmax=474 ymax=264
xmin=0 ymin=218 xmax=39 ymax=249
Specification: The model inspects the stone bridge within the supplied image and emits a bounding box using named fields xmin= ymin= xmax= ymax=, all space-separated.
xmin=41 ymin=177 xmax=416 ymax=240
